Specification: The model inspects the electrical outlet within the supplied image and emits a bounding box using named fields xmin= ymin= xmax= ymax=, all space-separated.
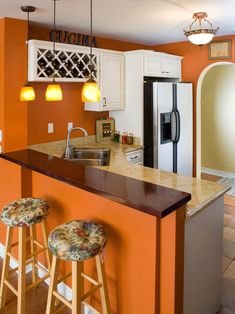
xmin=68 ymin=122 xmax=73 ymax=132
xmin=48 ymin=123 xmax=54 ymax=134
xmin=0 ymin=145 xmax=2 ymax=153
xmin=0 ymin=130 xmax=2 ymax=142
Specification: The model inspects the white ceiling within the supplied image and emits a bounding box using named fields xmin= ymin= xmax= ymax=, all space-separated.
xmin=0 ymin=0 xmax=235 ymax=45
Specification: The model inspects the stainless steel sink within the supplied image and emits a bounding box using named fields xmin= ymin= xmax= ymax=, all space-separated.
xmin=64 ymin=148 xmax=111 ymax=166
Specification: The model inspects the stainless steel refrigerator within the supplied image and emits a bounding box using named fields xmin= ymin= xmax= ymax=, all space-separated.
xmin=144 ymin=82 xmax=193 ymax=176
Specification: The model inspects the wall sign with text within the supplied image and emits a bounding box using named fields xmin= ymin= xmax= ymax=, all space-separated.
xmin=49 ymin=29 xmax=97 ymax=48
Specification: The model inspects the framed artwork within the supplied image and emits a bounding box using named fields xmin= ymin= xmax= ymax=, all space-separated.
xmin=208 ymin=40 xmax=232 ymax=59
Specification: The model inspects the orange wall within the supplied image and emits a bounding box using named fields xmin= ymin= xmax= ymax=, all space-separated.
xmin=153 ymin=34 xmax=235 ymax=173
xmin=0 ymin=20 xmax=4 ymax=143
xmin=28 ymin=26 xmax=148 ymax=145
xmin=0 ymin=18 xmax=28 ymax=152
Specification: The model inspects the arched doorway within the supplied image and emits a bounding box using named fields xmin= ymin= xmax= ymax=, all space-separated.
xmin=196 ymin=62 xmax=234 ymax=178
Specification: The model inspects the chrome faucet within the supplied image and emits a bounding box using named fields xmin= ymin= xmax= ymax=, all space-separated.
xmin=65 ymin=127 xmax=88 ymax=159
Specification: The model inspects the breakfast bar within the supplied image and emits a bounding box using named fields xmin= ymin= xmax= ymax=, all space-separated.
xmin=0 ymin=149 xmax=191 ymax=314
xmin=0 ymin=146 xmax=229 ymax=314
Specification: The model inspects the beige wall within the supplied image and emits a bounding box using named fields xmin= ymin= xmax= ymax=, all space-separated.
xmin=202 ymin=64 xmax=235 ymax=173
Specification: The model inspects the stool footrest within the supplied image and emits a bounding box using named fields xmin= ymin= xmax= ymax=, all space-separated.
xmin=81 ymin=283 xmax=102 ymax=301
xmin=81 ymin=272 xmax=99 ymax=286
xmin=26 ymin=273 xmax=50 ymax=292
xmin=33 ymin=239 xmax=45 ymax=249
xmin=11 ymin=236 xmax=31 ymax=248
xmin=57 ymin=272 xmax=72 ymax=284
xmin=4 ymin=280 xmax=18 ymax=297
xmin=34 ymin=262 xmax=49 ymax=276
xmin=8 ymin=259 xmax=32 ymax=276
xmin=27 ymin=247 xmax=47 ymax=259
xmin=53 ymin=291 xmax=72 ymax=310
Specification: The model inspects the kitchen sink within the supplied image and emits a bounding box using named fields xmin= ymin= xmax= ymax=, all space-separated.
xmin=63 ymin=148 xmax=111 ymax=166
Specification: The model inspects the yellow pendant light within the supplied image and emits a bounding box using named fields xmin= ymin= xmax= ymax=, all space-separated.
xmin=81 ymin=0 xmax=100 ymax=103
xmin=20 ymin=84 xmax=35 ymax=101
xmin=82 ymin=78 xmax=100 ymax=102
xmin=20 ymin=6 xmax=36 ymax=102
xmin=46 ymin=0 xmax=63 ymax=101
xmin=46 ymin=83 xmax=63 ymax=101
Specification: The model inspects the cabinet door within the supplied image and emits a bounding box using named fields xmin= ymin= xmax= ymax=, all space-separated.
xmin=101 ymin=53 xmax=125 ymax=111
xmin=144 ymin=55 xmax=164 ymax=77
xmin=164 ymin=59 xmax=181 ymax=78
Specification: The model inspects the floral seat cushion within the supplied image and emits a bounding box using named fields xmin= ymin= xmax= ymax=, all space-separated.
xmin=48 ymin=220 xmax=107 ymax=261
xmin=1 ymin=198 xmax=49 ymax=227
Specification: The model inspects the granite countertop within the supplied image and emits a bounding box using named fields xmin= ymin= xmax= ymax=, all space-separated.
xmin=28 ymin=136 xmax=230 ymax=220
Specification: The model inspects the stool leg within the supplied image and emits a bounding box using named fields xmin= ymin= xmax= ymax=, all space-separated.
xmin=0 ymin=226 xmax=13 ymax=309
xmin=72 ymin=261 xmax=84 ymax=314
xmin=95 ymin=254 xmax=111 ymax=314
xmin=46 ymin=255 xmax=60 ymax=314
xmin=29 ymin=225 xmax=38 ymax=283
xmin=41 ymin=220 xmax=51 ymax=271
xmin=18 ymin=227 xmax=27 ymax=314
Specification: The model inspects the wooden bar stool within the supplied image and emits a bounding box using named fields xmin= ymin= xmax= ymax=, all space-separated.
xmin=46 ymin=220 xmax=111 ymax=314
xmin=0 ymin=197 xmax=51 ymax=314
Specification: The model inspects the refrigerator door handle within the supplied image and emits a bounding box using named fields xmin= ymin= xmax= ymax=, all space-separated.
xmin=175 ymin=109 xmax=181 ymax=143
xmin=171 ymin=111 xmax=177 ymax=142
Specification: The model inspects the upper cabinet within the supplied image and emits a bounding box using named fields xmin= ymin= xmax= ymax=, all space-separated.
xmin=85 ymin=52 xmax=125 ymax=112
xmin=144 ymin=53 xmax=182 ymax=78
xmin=28 ymin=40 xmax=99 ymax=82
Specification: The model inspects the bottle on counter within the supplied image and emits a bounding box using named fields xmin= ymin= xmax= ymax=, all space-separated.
xmin=114 ymin=131 xmax=120 ymax=143
xmin=122 ymin=132 xmax=127 ymax=144
xmin=127 ymin=133 xmax=134 ymax=145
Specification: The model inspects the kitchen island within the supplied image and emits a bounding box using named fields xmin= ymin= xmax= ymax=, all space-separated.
xmin=0 ymin=141 xmax=229 ymax=314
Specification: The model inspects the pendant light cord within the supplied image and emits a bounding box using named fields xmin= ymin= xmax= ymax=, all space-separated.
xmin=52 ymin=0 xmax=56 ymax=81
xmin=90 ymin=0 xmax=93 ymax=57
xmin=26 ymin=11 xmax=29 ymax=77
xmin=53 ymin=0 xmax=56 ymax=53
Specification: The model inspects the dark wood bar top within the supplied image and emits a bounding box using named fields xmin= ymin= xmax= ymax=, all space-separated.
xmin=0 ymin=149 xmax=191 ymax=218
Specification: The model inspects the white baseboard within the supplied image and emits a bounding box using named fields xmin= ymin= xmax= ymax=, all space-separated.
xmin=0 ymin=243 xmax=91 ymax=314
xmin=201 ymin=167 xmax=235 ymax=179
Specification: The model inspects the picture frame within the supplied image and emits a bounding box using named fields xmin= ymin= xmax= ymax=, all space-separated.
xmin=208 ymin=40 xmax=232 ymax=60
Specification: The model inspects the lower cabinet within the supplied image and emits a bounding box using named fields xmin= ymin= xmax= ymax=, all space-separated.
xmin=84 ymin=52 xmax=125 ymax=112
xmin=126 ymin=149 xmax=143 ymax=165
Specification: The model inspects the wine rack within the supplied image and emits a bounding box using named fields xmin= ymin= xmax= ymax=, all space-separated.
xmin=28 ymin=40 xmax=99 ymax=82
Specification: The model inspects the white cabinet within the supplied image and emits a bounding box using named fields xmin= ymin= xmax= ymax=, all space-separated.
xmin=126 ymin=149 xmax=143 ymax=165
xmin=85 ymin=52 xmax=125 ymax=112
xmin=111 ymin=50 xmax=183 ymax=144
xmin=144 ymin=54 xmax=181 ymax=78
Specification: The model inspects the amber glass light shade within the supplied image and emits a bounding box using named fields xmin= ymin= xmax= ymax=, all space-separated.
xmin=45 ymin=84 xmax=63 ymax=101
xmin=20 ymin=85 xmax=35 ymax=101
xmin=82 ymin=79 xmax=100 ymax=103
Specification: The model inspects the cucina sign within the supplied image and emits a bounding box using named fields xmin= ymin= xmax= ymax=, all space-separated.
xmin=49 ymin=29 xmax=97 ymax=47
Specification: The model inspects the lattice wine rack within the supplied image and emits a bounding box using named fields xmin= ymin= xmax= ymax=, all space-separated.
xmin=28 ymin=40 xmax=99 ymax=82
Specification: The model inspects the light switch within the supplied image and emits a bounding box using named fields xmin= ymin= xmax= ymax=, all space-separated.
xmin=68 ymin=122 xmax=73 ymax=132
xmin=0 ymin=130 xmax=2 ymax=142
xmin=0 ymin=145 xmax=2 ymax=153
xmin=48 ymin=123 xmax=54 ymax=133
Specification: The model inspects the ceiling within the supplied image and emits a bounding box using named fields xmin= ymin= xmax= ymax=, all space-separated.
xmin=0 ymin=0 xmax=235 ymax=45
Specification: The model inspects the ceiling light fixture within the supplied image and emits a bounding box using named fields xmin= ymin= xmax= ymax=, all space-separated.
xmin=81 ymin=0 xmax=100 ymax=103
xmin=184 ymin=12 xmax=219 ymax=46
xmin=45 ymin=0 xmax=63 ymax=101
xmin=20 ymin=5 xmax=36 ymax=102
